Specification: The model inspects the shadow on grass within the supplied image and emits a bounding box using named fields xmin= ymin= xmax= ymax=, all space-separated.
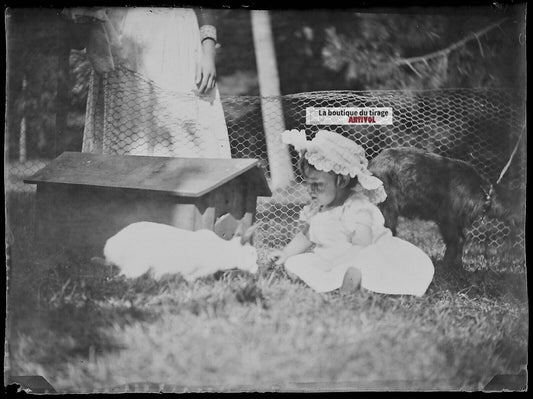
xmin=428 ymin=259 xmax=527 ymax=303
xmin=6 ymin=190 xmax=185 ymax=371
xmin=8 ymin=252 xmax=159 ymax=371
xmin=8 ymin=249 xmax=269 ymax=376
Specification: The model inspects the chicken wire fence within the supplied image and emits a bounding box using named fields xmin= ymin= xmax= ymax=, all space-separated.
xmin=233 ymin=88 xmax=526 ymax=267
xmin=6 ymin=68 xmax=526 ymax=268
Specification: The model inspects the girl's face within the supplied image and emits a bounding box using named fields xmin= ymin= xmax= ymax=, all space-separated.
xmin=304 ymin=167 xmax=342 ymax=207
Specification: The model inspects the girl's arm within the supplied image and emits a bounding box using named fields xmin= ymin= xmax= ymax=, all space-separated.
xmin=282 ymin=231 xmax=313 ymax=257
xmin=269 ymin=225 xmax=313 ymax=266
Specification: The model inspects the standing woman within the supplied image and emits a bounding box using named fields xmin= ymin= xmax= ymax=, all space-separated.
xmin=65 ymin=7 xmax=231 ymax=158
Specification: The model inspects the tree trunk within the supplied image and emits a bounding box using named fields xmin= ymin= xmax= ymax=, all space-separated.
xmin=251 ymin=10 xmax=294 ymax=191
xmin=56 ymin=43 xmax=70 ymax=156
xmin=19 ymin=116 xmax=27 ymax=163
xmin=19 ymin=75 xmax=27 ymax=163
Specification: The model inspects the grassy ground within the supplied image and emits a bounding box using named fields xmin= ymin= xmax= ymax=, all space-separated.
xmin=6 ymin=190 xmax=528 ymax=393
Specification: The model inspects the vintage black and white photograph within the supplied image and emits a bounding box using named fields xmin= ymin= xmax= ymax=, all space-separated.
xmin=4 ymin=1 xmax=527 ymax=393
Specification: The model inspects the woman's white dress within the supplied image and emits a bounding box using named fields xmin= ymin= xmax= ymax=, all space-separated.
xmin=284 ymin=190 xmax=435 ymax=295
xmin=82 ymin=7 xmax=231 ymax=158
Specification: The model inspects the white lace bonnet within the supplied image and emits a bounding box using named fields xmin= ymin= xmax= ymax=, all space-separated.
xmin=282 ymin=129 xmax=387 ymax=204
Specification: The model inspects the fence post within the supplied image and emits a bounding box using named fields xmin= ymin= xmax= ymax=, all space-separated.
xmin=251 ymin=10 xmax=294 ymax=191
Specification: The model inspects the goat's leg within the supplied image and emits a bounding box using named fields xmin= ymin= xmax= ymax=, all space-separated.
xmin=440 ymin=221 xmax=464 ymax=269
xmin=454 ymin=229 xmax=466 ymax=267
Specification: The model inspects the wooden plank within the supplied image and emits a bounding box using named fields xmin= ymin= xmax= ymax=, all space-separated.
xmin=213 ymin=213 xmax=240 ymax=240
xmin=242 ymin=177 xmax=258 ymax=229
xmin=228 ymin=179 xmax=246 ymax=220
xmin=212 ymin=188 xmax=231 ymax=219
xmin=34 ymin=184 xmax=197 ymax=258
xmin=199 ymin=205 xmax=216 ymax=231
xmin=169 ymin=203 xmax=198 ymax=231
xmin=24 ymin=152 xmax=270 ymax=198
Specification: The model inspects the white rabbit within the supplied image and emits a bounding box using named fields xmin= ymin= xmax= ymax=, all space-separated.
xmin=102 ymin=221 xmax=259 ymax=280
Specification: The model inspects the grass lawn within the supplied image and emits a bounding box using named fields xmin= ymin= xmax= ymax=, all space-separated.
xmin=6 ymin=190 xmax=528 ymax=393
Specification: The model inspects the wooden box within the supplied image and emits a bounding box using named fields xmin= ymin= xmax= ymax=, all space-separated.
xmin=24 ymin=152 xmax=271 ymax=257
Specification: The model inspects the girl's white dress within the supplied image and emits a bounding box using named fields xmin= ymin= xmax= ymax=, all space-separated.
xmin=284 ymin=189 xmax=435 ymax=295
xmin=82 ymin=7 xmax=231 ymax=158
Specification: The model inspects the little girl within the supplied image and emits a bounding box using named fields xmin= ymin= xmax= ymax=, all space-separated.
xmin=269 ymin=129 xmax=434 ymax=295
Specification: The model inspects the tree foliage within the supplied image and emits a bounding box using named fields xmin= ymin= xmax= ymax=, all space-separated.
xmin=6 ymin=8 xmax=89 ymax=159
xmin=271 ymin=8 xmax=525 ymax=92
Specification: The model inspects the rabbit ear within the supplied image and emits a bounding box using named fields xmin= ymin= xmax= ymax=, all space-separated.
xmin=240 ymin=224 xmax=258 ymax=245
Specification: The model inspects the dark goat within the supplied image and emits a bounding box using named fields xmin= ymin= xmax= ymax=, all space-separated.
xmin=368 ymin=147 xmax=519 ymax=268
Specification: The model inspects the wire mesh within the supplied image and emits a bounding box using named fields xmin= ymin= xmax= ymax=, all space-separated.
xmin=222 ymin=87 xmax=526 ymax=262
xmin=5 ymin=66 xmax=526 ymax=269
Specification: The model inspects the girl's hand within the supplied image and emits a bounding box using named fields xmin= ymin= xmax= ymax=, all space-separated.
xmin=268 ymin=249 xmax=289 ymax=266
xmin=195 ymin=39 xmax=217 ymax=94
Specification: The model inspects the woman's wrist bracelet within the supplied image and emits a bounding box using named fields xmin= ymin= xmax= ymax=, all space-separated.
xmin=200 ymin=24 xmax=217 ymax=44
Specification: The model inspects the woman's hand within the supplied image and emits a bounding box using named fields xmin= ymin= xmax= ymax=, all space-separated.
xmin=195 ymin=39 xmax=217 ymax=94
xmin=268 ymin=249 xmax=289 ymax=266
